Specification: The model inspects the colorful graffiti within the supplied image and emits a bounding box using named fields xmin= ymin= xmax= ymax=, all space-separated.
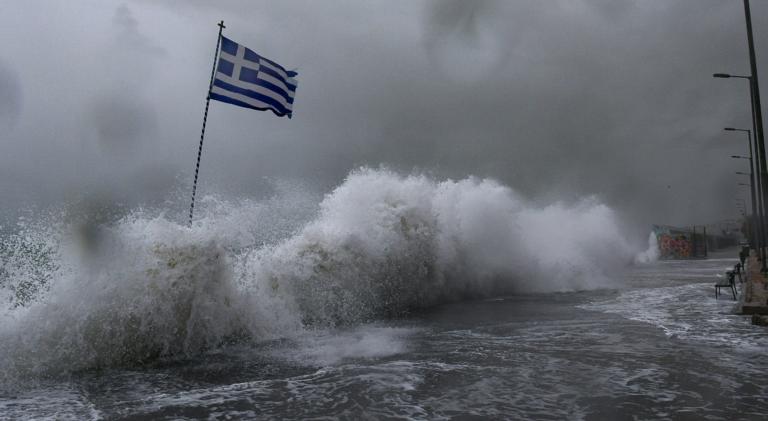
xmin=650 ymin=223 xmax=741 ymax=259
xmin=657 ymin=233 xmax=691 ymax=259
xmin=652 ymin=225 xmax=695 ymax=259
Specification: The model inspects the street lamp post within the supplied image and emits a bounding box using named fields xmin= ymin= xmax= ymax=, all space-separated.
xmin=736 ymin=169 xmax=757 ymax=226
xmin=712 ymin=0 xmax=767 ymax=271
xmin=737 ymin=198 xmax=747 ymax=214
xmin=742 ymin=2 xmax=767 ymax=239
xmin=734 ymin=154 xmax=761 ymax=253
xmin=728 ymin=128 xmax=761 ymax=251
xmin=736 ymin=188 xmax=752 ymax=238
xmin=732 ymin=153 xmax=757 ymax=223
xmin=717 ymin=75 xmax=765 ymax=266
xmin=712 ymin=73 xmax=768 ymax=272
xmin=715 ymin=77 xmax=764 ymax=254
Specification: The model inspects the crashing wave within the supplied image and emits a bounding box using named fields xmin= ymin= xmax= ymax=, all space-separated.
xmin=0 ymin=168 xmax=635 ymax=378
xmin=634 ymin=231 xmax=660 ymax=264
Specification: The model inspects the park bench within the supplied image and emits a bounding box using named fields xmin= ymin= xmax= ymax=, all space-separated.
xmin=715 ymin=268 xmax=738 ymax=300
xmin=733 ymin=262 xmax=743 ymax=283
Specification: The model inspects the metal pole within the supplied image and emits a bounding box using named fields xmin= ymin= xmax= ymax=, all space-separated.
xmin=749 ymin=80 xmax=768 ymax=266
xmin=743 ymin=0 xmax=768 ymax=271
xmin=744 ymin=130 xmax=763 ymax=249
xmin=745 ymin=130 xmax=761 ymax=249
xmin=692 ymin=225 xmax=697 ymax=258
xmin=189 ymin=21 xmax=226 ymax=227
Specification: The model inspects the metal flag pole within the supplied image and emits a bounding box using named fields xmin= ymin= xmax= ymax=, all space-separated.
xmin=188 ymin=20 xmax=226 ymax=227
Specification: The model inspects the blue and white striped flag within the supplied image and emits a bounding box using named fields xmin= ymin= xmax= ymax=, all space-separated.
xmin=210 ymin=36 xmax=298 ymax=118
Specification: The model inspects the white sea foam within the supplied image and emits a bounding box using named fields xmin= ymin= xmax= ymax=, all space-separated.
xmin=634 ymin=231 xmax=660 ymax=264
xmin=273 ymin=326 xmax=418 ymax=366
xmin=0 ymin=168 xmax=636 ymax=379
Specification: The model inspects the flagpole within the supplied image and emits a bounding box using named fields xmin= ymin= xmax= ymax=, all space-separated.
xmin=188 ymin=20 xmax=226 ymax=227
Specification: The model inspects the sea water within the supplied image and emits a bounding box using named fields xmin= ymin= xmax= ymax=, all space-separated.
xmin=2 ymin=168 xmax=765 ymax=419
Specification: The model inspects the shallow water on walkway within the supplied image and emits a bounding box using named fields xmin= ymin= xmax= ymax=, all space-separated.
xmin=2 ymin=257 xmax=767 ymax=420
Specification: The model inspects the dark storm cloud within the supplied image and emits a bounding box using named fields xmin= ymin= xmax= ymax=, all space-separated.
xmin=86 ymin=4 xmax=162 ymax=154
xmin=383 ymin=0 xmax=763 ymax=235
xmin=1 ymin=0 xmax=766 ymax=241
xmin=113 ymin=4 xmax=166 ymax=58
xmin=0 ymin=59 xmax=21 ymax=130
xmin=425 ymin=0 xmax=494 ymax=47
xmin=89 ymin=96 xmax=157 ymax=152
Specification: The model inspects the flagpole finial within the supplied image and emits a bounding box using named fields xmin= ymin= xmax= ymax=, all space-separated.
xmin=218 ymin=20 xmax=225 ymax=30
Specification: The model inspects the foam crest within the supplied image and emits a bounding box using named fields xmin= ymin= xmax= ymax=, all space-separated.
xmin=0 ymin=168 xmax=635 ymax=379
xmin=635 ymin=231 xmax=660 ymax=264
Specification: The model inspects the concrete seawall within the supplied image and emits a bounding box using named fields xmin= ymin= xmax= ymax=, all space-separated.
xmin=737 ymin=254 xmax=768 ymax=324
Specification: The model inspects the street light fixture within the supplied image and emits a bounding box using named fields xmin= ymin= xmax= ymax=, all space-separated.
xmin=713 ymin=1 xmax=768 ymax=271
xmin=737 ymin=199 xmax=747 ymax=218
xmin=717 ymin=71 xmax=765 ymax=265
xmin=727 ymin=127 xmax=760 ymax=251
xmin=714 ymin=73 xmax=751 ymax=80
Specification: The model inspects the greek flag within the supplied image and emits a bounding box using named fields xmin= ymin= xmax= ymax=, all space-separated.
xmin=210 ymin=36 xmax=298 ymax=118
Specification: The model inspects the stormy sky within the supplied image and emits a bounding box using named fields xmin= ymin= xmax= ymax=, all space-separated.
xmin=0 ymin=0 xmax=766 ymax=240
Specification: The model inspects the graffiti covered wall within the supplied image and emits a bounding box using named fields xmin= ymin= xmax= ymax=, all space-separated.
xmin=658 ymin=233 xmax=692 ymax=259
xmin=653 ymin=226 xmax=692 ymax=259
xmin=651 ymin=222 xmax=741 ymax=259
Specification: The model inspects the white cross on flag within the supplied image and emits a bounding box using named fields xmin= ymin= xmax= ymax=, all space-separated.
xmin=210 ymin=36 xmax=298 ymax=118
